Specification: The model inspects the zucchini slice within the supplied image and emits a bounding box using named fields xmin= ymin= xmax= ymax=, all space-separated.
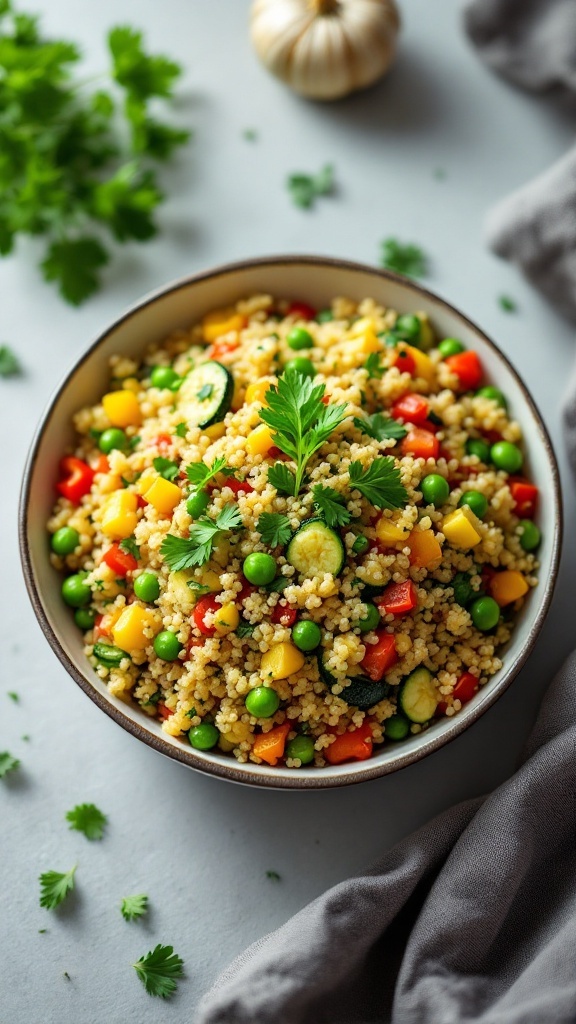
xmin=318 ymin=657 xmax=389 ymax=711
xmin=397 ymin=667 xmax=437 ymax=723
xmin=177 ymin=361 xmax=233 ymax=428
xmin=287 ymin=518 xmax=345 ymax=577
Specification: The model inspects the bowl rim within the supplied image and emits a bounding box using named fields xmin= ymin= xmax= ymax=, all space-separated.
xmin=19 ymin=253 xmax=563 ymax=789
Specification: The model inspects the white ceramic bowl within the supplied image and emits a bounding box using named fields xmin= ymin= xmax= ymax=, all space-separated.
xmin=19 ymin=256 xmax=562 ymax=788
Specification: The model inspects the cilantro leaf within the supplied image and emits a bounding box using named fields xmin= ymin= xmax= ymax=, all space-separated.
xmin=186 ymin=457 xmax=228 ymax=490
xmin=132 ymin=944 xmax=184 ymax=999
xmin=266 ymin=576 xmax=291 ymax=593
xmin=109 ymin=27 xmax=182 ymax=102
xmin=39 ymin=866 xmax=77 ymax=910
xmin=287 ymin=164 xmax=334 ymax=209
xmin=152 ymin=456 xmax=179 ymax=482
xmin=312 ymin=485 xmax=351 ymax=528
xmin=260 ymin=367 xmax=347 ymax=494
xmin=121 ymin=893 xmax=148 ymax=921
xmin=266 ymin=870 xmax=281 ymax=881
xmin=349 ymin=457 xmax=408 ymax=510
xmin=0 ymin=751 xmax=20 ymax=778
xmin=236 ymin=622 xmax=255 ymax=638
xmin=0 ymin=345 xmax=22 ymax=377
xmin=7 ymin=691 xmax=19 ymax=702
xmin=120 ymin=536 xmax=140 ymax=559
xmin=353 ymin=413 xmax=407 ymax=443
xmin=65 ymin=803 xmax=107 ymax=840
xmin=41 ymin=238 xmax=109 ymax=306
xmin=174 ymin=422 xmax=187 ymax=438
xmin=161 ymin=505 xmax=242 ymax=570
xmin=268 ymin=462 xmax=296 ymax=496
xmin=257 ymin=512 xmax=292 ymax=548
xmin=452 ymin=572 xmax=478 ymax=607
xmin=186 ymin=580 xmax=211 ymax=595
xmin=498 ymin=294 xmax=517 ymax=313
xmin=364 ymin=352 xmax=385 ymax=380
xmin=380 ymin=238 xmax=428 ymax=279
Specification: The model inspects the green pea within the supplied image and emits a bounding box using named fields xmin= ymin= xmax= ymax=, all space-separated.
xmin=133 ymin=572 xmax=160 ymax=602
xmin=243 ymin=552 xmax=276 ymax=586
xmin=245 ymin=686 xmax=280 ymax=718
xmin=186 ymin=490 xmax=210 ymax=519
xmin=352 ymin=534 xmax=369 ymax=555
xmin=490 ymin=441 xmax=523 ymax=473
xmin=476 ymin=385 xmax=508 ymax=409
xmin=519 ymin=520 xmax=541 ymax=551
xmin=438 ymin=338 xmax=465 ymax=358
xmin=384 ymin=714 xmax=410 ymax=741
xmin=459 ymin=490 xmax=488 ymax=519
xmin=287 ymin=327 xmax=314 ymax=350
xmin=151 ymin=365 xmax=180 ymax=389
xmin=315 ymin=309 xmax=333 ymax=323
xmin=74 ymin=607 xmax=96 ymax=630
xmin=98 ymin=428 xmax=127 ymax=454
xmin=93 ymin=642 xmax=129 ymax=667
xmin=420 ymin=474 xmax=450 ymax=507
xmin=465 ymin=438 xmax=491 ymax=463
xmin=286 ymin=735 xmax=315 ymax=764
xmin=153 ymin=630 xmax=182 ymax=661
xmin=188 ymin=723 xmax=219 ymax=750
xmin=357 ymin=603 xmax=380 ymax=633
xmin=61 ymin=574 xmax=91 ymax=608
xmin=470 ymin=596 xmax=500 ymax=632
xmin=51 ymin=526 xmax=80 ymax=556
xmin=291 ymin=620 xmax=322 ymax=651
xmin=284 ymin=357 xmax=315 ymax=378
xmin=395 ymin=314 xmax=421 ymax=343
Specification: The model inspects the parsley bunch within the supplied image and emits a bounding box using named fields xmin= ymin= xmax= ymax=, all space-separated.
xmin=260 ymin=367 xmax=348 ymax=496
xmin=0 ymin=3 xmax=189 ymax=303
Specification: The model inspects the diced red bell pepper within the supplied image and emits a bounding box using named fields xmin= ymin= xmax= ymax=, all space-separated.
xmin=325 ymin=721 xmax=373 ymax=765
xmin=391 ymin=393 xmax=430 ymax=426
xmin=394 ymin=348 xmax=417 ymax=376
xmin=509 ymin=479 xmax=538 ymax=518
xmin=445 ymin=351 xmax=483 ymax=390
xmin=361 ymin=631 xmax=398 ymax=681
xmin=193 ymin=595 xmax=221 ymax=636
xmin=480 ymin=564 xmax=497 ymax=589
xmin=287 ymin=301 xmax=316 ymax=320
xmin=93 ymin=454 xmax=110 ymax=475
xmin=102 ymin=543 xmax=138 ymax=576
xmin=136 ymin=493 xmax=148 ymax=508
xmin=56 ymin=456 xmax=95 ymax=504
xmin=377 ymin=580 xmax=418 ymax=616
xmin=271 ymin=603 xmax=298 ymax=627
xmin=401 ymin=428 xmax=440 ymax=461
xmin=452 ymin=671 xmax=478 ymax=704
xmin=158 ymin=702 xmax=174 ymax=720
xmin=208 ymin=338 xmax=240 ymax=360
xmin=186 ymin=636 xmax=205 ymax=658
xmin=482 ymin=429 xmax=502 ymax=445
xmin=237 ymin=581 xmax=256 ymax=604
xmin=153 ymin=433 xmax=172 ymax=451
xmin=320 ymin=395 xmax=330 ymax=406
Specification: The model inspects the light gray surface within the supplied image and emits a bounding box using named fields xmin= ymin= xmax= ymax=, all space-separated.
xmin=1 ymin=1 xmax=574 ymax=1021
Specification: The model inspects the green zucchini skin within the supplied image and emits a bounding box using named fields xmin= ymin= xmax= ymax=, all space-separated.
xmin=318 ymin=657 xmax=389 ymax=711
xmin=397 ymin=667 xmax=437 ymax=723
xmin=177 ymin=360 xmax=234 ymax=428
xmin=286 ymin=517 xmax=346 ymax=577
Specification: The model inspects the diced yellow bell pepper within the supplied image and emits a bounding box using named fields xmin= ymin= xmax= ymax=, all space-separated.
xmin=349 ymin=316 xmax=376 ymax=337
xmin=442 ymin=506 xmax=482 ymax=549
xmin=170 ymin=571 xmax=196 ymax=613
xmin=101 ymin=490 xmax=138 ymax=539
xmin=261 ymin=642 xmax=305 ymax=680
xmin=111 ymin=605 xmax=160 ymax=651
xmin=375 ymin=516 xmax=411 ymax=545
xmin=204 ymin=422 xmax=226 ymax=441
xmin=218 ymin=734 xmax=236 ymax=752
xmin=408 ymin=528 xmax=443 ymax=568
xmin=403 ymin=345 xmax=435 ymax=383
xmin=489 ymin=570 xmax=529 ymax=607
xmin=246 ymin=423 xmax=275 ymax=457
xmin=213 ymin=602 xmax=240 ymax=634
xmin=202 ymin=307 xmax=246 ymax=343
xmin=136 ymin=469 xmax=157 ymax=496
xmin=102 ymin=389 xmax=142 ymax=428
xmin=348 ymin=317 xmax=381 ymax=355
xmin=245 ymin=379 xmax=272 ymax=405
xmin=196 ymin=565 xmax=222 ymax=592
xmin=142 ymin=476 xmax=182 ymax=516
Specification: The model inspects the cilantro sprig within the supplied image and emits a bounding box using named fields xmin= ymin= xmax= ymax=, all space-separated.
xmin=132 ymin=944 xmax=184 ymax=999
xmin=0 ymin=6 xmax=189 ymax=304
xmin=257 ymin=513 xmax=292 ymax=548
xmin=120 ymin=536 xmax=140 ymax=560
xmin=121 ymin=894 xmax=148 ymax=921
xmin=312 ymin=485 xmax=351 ymax=528
xmin=259 ymin=368 xmax=347 ymax=496
xmin=353 ymin=413 xmax=407 ymax=443
xmin=349 ymin=458 xmax=407 ymax=509
xmin=39 ymin=866 xmax=77 ymax=910
xmin=65 ymin=803 xmax=108 ymax=841
xmin=153 ymin=456 xmax=179 ymax=481
xmin=161 ymin=505 xmax=242 ymax=570
xmin=287 ymin=164 xmax=334 ymax=209
xmin=0 ymin=751 xmax=20 ymax=777
xmin=0 ymin=345 xmax=22 ymax=377
xmin=186 ymin=456 xmax=232 ymax=490
xmin=380 ymin=238 xmax=428 ymax=279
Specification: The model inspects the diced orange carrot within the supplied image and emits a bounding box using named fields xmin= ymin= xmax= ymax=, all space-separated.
xmin=252 ymin=722 xmax=291 ymax=766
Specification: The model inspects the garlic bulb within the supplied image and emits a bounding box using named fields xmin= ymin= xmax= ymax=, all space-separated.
xmin=250 ymin=0 xmax=400 ymax=101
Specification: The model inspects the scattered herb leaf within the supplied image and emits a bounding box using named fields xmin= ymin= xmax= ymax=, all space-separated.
xmin=380 ymin=238 xmax=428 ymax=279
xmin=186 ymin=580 xmax=211 ymax=595
xmin=174 ymin=422 xmax=187 ymax=438
xmin=39 ymin=866 xmax=77 ymax=910
xmin=265 ymin=870 xmax=281 ymax=881
xmin=121 ymin=893 xmax=148 ymax=921
xmin=349 ymin=457 xmax=408 ymax=509
xmin=186 ymin=456 xmax=230 ymax=490
xmin=257 ymin=512 xmax=292 ymax=548
xmin=7 ymin=691 xmax=19 ymax=703
xmin=312 ymin=485 xmax=351 ymax=528
xmin=119 ymin=536 xmax=140 ymax=559
xmin=287 ymin=164 xmax=334 ymax=209
xmin=242 ymin=128 xmax=258 ymax=142
xmin=353 ymin=413 xmax=407 ymax=443
xmin=498 ymin=294 xmax=517 ymax=313
xmin=132 ymin=944 xmax=184 ymax=999
xmin=65 ymin=803 xmax=108 ymax=841
xmin=236 ymin=622 xmax=255 ymax=638
xmin=152 ymin=456 xmax=179 ymax=482
xmin=161 ymin=505 xmax=242 ymax=570
xmin=364 ymin=352 xmax=386 ymax=379
xmin=265 ymin=577 xmax=291 ymax=593
xmin=0 ymin=751 xmax=20 ymax=777
xmin=0 ymin=345 xmax=22 ymax=377
xmin=267 ymin=462 xmax=297 ymax=496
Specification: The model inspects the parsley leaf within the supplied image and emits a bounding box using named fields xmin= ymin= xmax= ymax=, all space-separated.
xmin=353 ymin=413 xmax=407 ymax=442
xmin=349 ymin=457 xmax=408 ymax=510
xmin=0 ymin=751 xmax=20 ymax=778
xmin=257 ymin=512 xmax=292 ymax=548
xmin=186 ymin=456 xmax=229 ymax=490
xmin=312 ymin=485 xmax=351 ymax=528
xmin=498 ymin=294 xmax=517 ymax=313
xmin=186 ymin=580 xmax=211 ymax=595
xmin=236 ymin=622 xmax=255 ymax=638
xmin=259 ymin=367 xmax=347 ymax=495
xmin=174 ymin=422 xmax=187 ymax=438
xmin=161 ymin=505 xmax=242 ymax=570
xmin=65 ymin=803 xmax=107 ymax=840
xmin=268 ymin=462 xmax=296 ymax=496
xmin=7 ymin=691 xmax=19 ymax=702
xmin=109 ymin=26 xmax=182 ymax=102
xmin=380 ymin=238 xmax=428 ymax=279
xmin=364 ymin=352 xmax=386 ymax=380
xmin=121 ymin=894 xmax=148 ymax=921
xmin=266 ymin=576 xmax=291 ymax=593
xmin=287 ymin=164 xmax=334 ymax=209
xmin=0 ymin=345 xmax=22 ymax=377
xmin=39 ymin=866 xmax=77 ymax=910
xmin=120 ymin=536 xmax=140 ymax=559
xmin=153 ymin=456 xmax=179 ymax=481
xmin=41 ymin=238 xmax=109 ymax=306
xmin=266 ymin=870 xmax=281 ymax=881
xmin=132 ymin=944 xmax=184 ymax=999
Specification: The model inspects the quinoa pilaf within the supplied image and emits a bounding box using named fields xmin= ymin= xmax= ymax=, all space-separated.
xmin=48 ymin=295 xmax=541 ymax=768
